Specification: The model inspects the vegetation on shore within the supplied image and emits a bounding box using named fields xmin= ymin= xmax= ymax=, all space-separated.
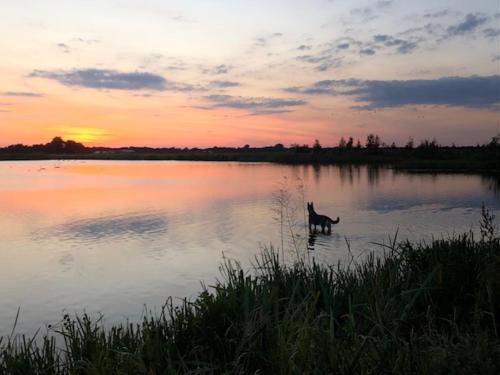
xmin=1 ymin=135 xmax=499 ymax=173
xmin=1 ymin=208 xmax=499 ymax=374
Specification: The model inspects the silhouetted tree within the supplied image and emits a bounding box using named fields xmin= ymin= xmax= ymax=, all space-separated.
xmin=346 ymin=137 xmax=354 ymax=149
xmin=488 ymin=134 xmax=500 ymax=148
xmin=405 ymin=137 xmax=414 ymax=149
xmin=355 ymin=139 xmax=362 ymax=149
xmin=313 ymin=139 xmax=322 ymax=151
xmin=366 ymin=134 xmax=381 ymax=149
xmin=338 ymin=137 xmax=346 ymax=149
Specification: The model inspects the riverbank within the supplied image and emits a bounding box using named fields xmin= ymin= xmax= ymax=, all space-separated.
xmin=1 ymin=147 xmax=499 ymax=174
xmin=1 ymin=213 xmax=499 ymax=374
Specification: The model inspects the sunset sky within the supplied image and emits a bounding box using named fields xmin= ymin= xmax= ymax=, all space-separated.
xmin=1 ymin=0 xmax=499 ymax=147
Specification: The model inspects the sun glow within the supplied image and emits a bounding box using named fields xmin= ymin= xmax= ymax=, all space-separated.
xmin=54 ymin=127 xmax=113 ymax=145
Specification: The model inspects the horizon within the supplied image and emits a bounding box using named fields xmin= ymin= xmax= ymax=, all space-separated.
xmin=1 ymin=1 xmax=499 ymax=147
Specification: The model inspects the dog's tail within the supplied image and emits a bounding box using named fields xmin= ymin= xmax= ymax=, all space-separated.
xmin=330 ymin=217 xmax=340 ymax=224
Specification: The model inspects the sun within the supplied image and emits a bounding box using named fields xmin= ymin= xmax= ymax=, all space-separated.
xmin=57 ymin=127 xmax=113 ymax=145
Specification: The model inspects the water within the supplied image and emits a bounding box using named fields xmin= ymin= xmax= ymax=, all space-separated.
xmin=0 ymin=160 xmax=498 ymax=337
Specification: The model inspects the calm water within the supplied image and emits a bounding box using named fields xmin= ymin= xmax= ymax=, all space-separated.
xmin=0 ymin=160 xmax=498 ymax=337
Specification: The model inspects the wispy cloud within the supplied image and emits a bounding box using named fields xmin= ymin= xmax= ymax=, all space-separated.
xmin=209 ymin=80 xmax=240 ymax=88
xmin=2 ymin=91 xmax=44 ymax=97
xmin=447 ymin=13 xmax=488 ymax=37
xmin=350 ymin=0 xmax=393 ymax=22
xmin=254 ymin=32 xmax=283 ymax=47
xmin=286 ymin=76 xmax=500 ymax=110
xmin=202 ymin=64 xmax=233 ymax=75
xmin=30 ymin=68 xmax=203 ymax=92
xmin=203 ymin=94 xmax=305 ymax=115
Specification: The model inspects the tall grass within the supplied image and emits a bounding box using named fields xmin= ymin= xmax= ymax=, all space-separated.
xmin=1 ymin=213 xmax=499 ymax=374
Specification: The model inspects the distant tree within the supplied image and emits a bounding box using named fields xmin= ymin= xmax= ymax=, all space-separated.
xmin=405 ymin=137 xmax=414 ymax=149
xmin=488 ymin=134 xmax=500 ymax=148
xmin=273 ymin=143 xmax=284 ymax=149
xmin=291 ymin=143 xmax=310 ymax=153
xmin=346 ymin=137 xmax=354 ymax=149
xmin=390 ymin=142 xmax=397 ymax=149
xmin=65 ymin=140 xmax=85 ymax=153
xmin=355 ymin=139 xmax=362 ymax=149
xmin=418 ymin=138 xmax=439 ymax=150
xmin=338 ymin=137 xmax=346 ymax=149
xmin=313 ymin=139 xmax=322 ymax=151
xmin=242 ymin=144 xmax=250 ymax=149
xmin=366 ymin=134 xmax=381 ymax=149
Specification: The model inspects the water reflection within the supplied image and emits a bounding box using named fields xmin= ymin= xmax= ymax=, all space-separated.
xmin=37 ymin=212 xmax=168 ymax=242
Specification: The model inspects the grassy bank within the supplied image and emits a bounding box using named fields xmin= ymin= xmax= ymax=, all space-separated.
xmin=1 ymin=146 xmax=499 ymax=174
xmin=1 ymin=222 xmax=499 ymax=373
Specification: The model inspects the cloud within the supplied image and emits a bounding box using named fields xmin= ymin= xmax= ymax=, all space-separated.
xmin=30 ymin=68 xmax=203 ymax=92
xmin=423 ymin=10 xmax=451 ymax=18
xmin=203 ymin=64 xmax=232 ymax=75
xmin=297 ymin=44 xmax=312 ymax=50
xmin=209 ymin=80 xmax=240 ymax=88
xmin=359 ymin=48 xmax=376 ymax=55
xmin=2 ymin=91 xmax=44 ymax=97
xmin=254 ymin=32 xmax=283 ymax=47
xmin=57 ymin=43 xmax=71 ymax=53
xmin=297 ymin=54 xmax=343 ymax=71
xmin=371 ymin=34 xmax=418 ymax=54
xmin=484 ymin=28 xmax=500 ymax=40
xmin=337 ymin=43 xmax=350 ymax=49
xmin=447 ymin=13 xmax=488 ymax=36
xmin=350 ymin=0 xmax=393 ymax=21
xmin=203 ymin=94 xmax=305 ymax=114
xmin=285 ymin=76 xmax=500 ymax=110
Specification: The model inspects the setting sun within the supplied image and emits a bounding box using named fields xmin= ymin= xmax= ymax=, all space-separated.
xmin=55 ymin=127 xmax=113 ymax=145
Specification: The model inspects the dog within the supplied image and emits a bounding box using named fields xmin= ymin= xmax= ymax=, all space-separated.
xmin=307 ymin=202 xmax=339 ymax=234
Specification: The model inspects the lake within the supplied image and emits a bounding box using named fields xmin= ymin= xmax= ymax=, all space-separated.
xmin=0 ymin=160 xmax=498 ymax=338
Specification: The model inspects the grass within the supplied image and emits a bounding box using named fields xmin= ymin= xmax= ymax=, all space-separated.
xmin=1 ymin=214 xmax=499 ymax=373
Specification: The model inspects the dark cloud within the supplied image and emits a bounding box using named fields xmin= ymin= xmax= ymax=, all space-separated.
xmin=209 ymin=80 xmax=240 ymax=88
xmin=359 ymin=48 xmax=376 ymax=55
xmin=447 ymin=13 xmax=488 ymax=36
xmin=484 ymin=28 xmax=500 ymax=40
xmin=30 ymin=68 xmax=203 ymax=92
xmin=297 ymin=54 xmax=343 ymax=71
xmin=2 ymin=91 xmax=44 ymax=97
xmin=31 ymin=69 xmax=167 ymax=90
xmin=297 ymin=44 xmax=312 ymax=50
xmin=204 ymin=94 xmax=305 ymax=113
xmin=371 ymin=34 xmax=418 ymax=54
xmin=285 ymin=76 xmax=500 ymax=110
xmin=337 ymin=43 xmax=350 ymax=49
xmin=493 ymin=55 xmax=500 ymax=62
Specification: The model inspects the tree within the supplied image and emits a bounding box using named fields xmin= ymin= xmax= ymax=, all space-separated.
xmin=346 ymin=137 xmax=354 ymax=149
xmin=313 ymin=139 xmax=322 ymax=151
xmin=338 ymin=137 xmax=346 ymax=149
xmin=405 ymin=137 xmax=414 ymax=149
xmin=356 ymin=139 xmax=362 ymax=149
xmin=366 ymin=134 xmax=381 ymax=149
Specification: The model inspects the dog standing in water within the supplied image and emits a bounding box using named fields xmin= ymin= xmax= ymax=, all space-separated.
xmin=307 ymin=202 xmax=340 ymax=234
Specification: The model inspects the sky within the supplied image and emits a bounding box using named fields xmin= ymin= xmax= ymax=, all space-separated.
xmin=0 ymin=0 xmax=499 ymax=147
